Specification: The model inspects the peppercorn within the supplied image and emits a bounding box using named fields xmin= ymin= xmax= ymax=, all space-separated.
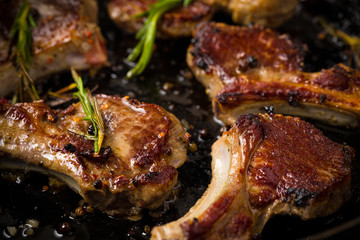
xmin=93 ymin=179 xmax=103 ymax=189
xmin=64 ymin=143 xmax=76 ymax=153
xmin=58 ymin=222 xmax=72 ymax=234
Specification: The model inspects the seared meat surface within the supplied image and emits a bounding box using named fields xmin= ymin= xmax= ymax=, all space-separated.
xmin=0 ymin=0 xmax=108 ymax=97
xmin=0 ymin=95 xmax=188 ymax=216
xmin=209 ymin=0 xmax=298 ymax=27
xmin=108 ymin=0 xmax=298 ymax=38
xmin=187 ymin=22 xmax=360 ymax=128
xmin=108 ymin=0 xmax=214 ymax=38
xmin=152 ymin=113 xmax=353 ymax=240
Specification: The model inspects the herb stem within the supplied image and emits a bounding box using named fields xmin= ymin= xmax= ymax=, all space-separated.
xmin=318 ymin=17 xmax=360 ymax=69
xmin=9 ymin=0 xmax=39 ymax=101
xmin=126 ymin=0 xmax=193 ymax=78
xmin=71 ymin=68 xmax=105 ymax=156
xmin=19 ymin=59 xmax=39 ymax=100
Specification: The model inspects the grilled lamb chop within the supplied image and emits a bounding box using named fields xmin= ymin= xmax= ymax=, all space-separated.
xmin=107 ymin=0 xmax=214 ymax=38
xmin=107 ymin=0 xmax=298 ymax=38
xmin=152 ymin=113 xmax=353 ymax=240
xmin=209 ymin=0 xmax=298 ymax=27
xmin=187 ymin=22 xmax=360 ymax=128
xmin=0 ymin=95 xmax=189 ymax=216
xmin=0 ymin=0 xmax=108 ymax=97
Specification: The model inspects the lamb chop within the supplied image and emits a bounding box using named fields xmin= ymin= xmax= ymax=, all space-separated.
xmin=187 ymin=22 xmax=360 ymax=128
xmin=209 ymin=0 xmax=298 ymax=27
xmin=107 ymin=0 xmax=214 ymax=38
xmin=0 ymin=0 xmax=108 ymax=97
xmin=151 ymin=113 xmax=353 ymax=240
xmin=107 ymin=0 xmax=298 ymax=39
xmin=0 ymin=95 xmax=189 ymax=216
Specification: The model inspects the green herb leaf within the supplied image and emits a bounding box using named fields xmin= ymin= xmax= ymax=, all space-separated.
xmin=71 ymin=68 xmax=105 ymax=156
xmin=9 ymin=0 xmax=39 ymax=101
xmin=183 ymin=0 xmax=192 ymax=6
xmin=126 ymin=0 xmax=193 ymax=78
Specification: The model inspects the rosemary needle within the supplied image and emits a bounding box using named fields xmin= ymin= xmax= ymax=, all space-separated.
xmin=126 ymin=0 xmax=193 ymax=78
xmin=9 ymin=0 xmax=39 ymax=101
xmin=318 ymin=17 xmax=360 ymax=69
xmin=71 ymin=68 xmax=105 ymax=156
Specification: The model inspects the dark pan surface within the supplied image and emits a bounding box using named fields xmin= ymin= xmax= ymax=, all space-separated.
xmin=1 ymin=0 xmax=360 ymax=239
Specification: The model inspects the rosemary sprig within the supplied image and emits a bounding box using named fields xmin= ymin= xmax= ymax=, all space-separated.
xmin=71 ymin=68 xmax=105 ymax=156
xmin=318 ymin=17 xmax=360 ymax=69
xmin=126 ymin=0 xmax=193 ymax=78
xmin=9 ymin=0 xmax=39 ymax=101
xmin=48 ymin=83 xmax=77 ymax=98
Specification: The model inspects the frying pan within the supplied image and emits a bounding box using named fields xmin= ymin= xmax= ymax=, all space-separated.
xmin=1 ymin=0 xmax=360 ymax=239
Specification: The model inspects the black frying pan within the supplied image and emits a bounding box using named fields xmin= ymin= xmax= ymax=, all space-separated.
xmin=0 ymin=0 xmax=359 ymax=239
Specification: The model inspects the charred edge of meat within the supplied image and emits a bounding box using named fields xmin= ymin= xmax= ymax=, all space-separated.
xmin=284 ymin=188 xmax=316 ymax=207
xmin=215 ymin=68 xmax=359 ymax=109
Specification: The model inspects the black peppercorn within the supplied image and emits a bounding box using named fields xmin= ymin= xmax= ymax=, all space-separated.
xmin=93 ymin=179 xmax=103 ymax=189
xmin=199 ymin=128 xmax=209 ymax=139
xmin=64 ymin=143 xmax=76 ymax=153
xmin=246 ymin=56 xmax=258 ymax=68
xmin=319 ymin=94 xmax=326 ymax=104
xmin=88 ymin=125 xmax=95 ymax=135
xmin=264 ymin=105 xmax=275 ymax=114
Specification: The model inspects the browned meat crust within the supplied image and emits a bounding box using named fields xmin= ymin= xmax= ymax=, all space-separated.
xmin=108 ymin=0 xmax=299 ymax=38
xmin=0 ymin=95 xmax=188 ymax=216
xmin=187 ymin=22 xmax=360 ymax=128
xmin=151 ymin=113 xmax=353 ymax=240
xmin=188 ymin=21 xmax=305 ymax=76
xmin=0 ymin=0 xmax=108 ymax=97
xmin=245 ymin=114 xmax=352 ymax=209
xmin=108 ymin=0 xmax=214 ymax=38
xmin=210 ymin=0 xmax=298 ymax=27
